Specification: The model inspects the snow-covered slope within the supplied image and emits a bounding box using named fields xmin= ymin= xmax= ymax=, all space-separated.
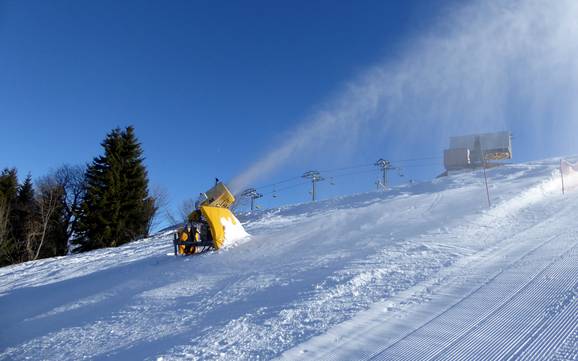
xmin=1 ymin=159 xmax=577 ymax=361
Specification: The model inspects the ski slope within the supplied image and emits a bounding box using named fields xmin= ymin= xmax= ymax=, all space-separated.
xmin=1 ymin=159 xmax=577 ymax=360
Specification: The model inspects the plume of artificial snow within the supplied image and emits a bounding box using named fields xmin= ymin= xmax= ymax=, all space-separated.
xmin=229 ymin=0 xmax=578 ymax=193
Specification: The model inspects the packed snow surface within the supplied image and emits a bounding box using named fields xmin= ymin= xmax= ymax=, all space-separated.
xmin=1 ymin=159 xmax=577 ymax=360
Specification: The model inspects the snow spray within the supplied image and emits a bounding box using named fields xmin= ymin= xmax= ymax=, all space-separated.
xmin=229 ymin=0 xmax=578 ymax=193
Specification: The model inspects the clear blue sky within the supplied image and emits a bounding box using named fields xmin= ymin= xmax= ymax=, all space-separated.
xmin=1 ymin=0 xmax=574 ymax=216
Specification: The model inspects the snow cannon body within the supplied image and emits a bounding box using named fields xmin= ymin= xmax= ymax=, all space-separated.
xmin=173 ymin=182 xmax=247 ymax=255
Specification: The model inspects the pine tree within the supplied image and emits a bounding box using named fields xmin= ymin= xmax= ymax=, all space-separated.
xmin=14 ymin=175 xmax=36 ymax=259
xmin=73 ymin=126 xmax=155 ymax=252
xmin=0 ymin=169 xmax=18 ymax=202
xmin=0 ymin=168 xmax=19 ymax=266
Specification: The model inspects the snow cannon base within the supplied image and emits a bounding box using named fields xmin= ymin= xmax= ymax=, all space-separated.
xmin=173 ymin=206 xmax=247 ymax=256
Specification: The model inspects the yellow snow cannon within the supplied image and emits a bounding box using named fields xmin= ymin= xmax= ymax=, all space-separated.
xmin=173 ymin=182 xmax=248 ymax=256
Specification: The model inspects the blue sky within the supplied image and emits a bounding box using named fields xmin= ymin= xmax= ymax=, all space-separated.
xmin=1 ymin=0 xmax=577 ymax=216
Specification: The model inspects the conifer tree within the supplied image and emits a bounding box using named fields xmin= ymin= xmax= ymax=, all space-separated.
xmin=0 ymin=168 xmax=19 ymax=266
xmin=14 ymin=175 xmax=36 ymax=259
xmin=0 ymin=169 xmax=18 ymax=202
xmin=73 ymin=126 xmax=155 ymax=252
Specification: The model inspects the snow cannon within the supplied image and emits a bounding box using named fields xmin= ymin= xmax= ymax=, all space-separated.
xmin=173 ymin=182 xmax=248 ymax=255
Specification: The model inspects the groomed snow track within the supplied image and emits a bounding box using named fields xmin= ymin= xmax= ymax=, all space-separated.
xmin=367 ymin=233 xmax=578 ymax=361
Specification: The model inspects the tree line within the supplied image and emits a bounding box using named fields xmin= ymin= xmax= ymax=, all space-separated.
xmin=0 ymin=126 xmax=158 ymax=267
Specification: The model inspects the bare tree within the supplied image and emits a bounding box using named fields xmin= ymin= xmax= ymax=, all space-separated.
xmin=146 ymin=185 xmax=168 ymax=234
xmin=179 ymin=198 xmax=196 ymax=222
xmin=24 ymin=220 xmax=39 ymax=261
xmin=52 ymin=165 xmax=85 ymax=241
xmin=163 ymin=194 xmax=200 ymax=228
xmin=164 ymin=208 xmax=180 ymax=228
xmin=25 ymin=178 xmax=64 ymax=261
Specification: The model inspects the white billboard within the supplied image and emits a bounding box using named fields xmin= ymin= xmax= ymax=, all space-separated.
xmin=449 ymin=131 xmax=512 ymax=161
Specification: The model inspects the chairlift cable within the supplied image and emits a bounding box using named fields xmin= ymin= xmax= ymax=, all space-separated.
xmin=251 ymin=154 xmax=442 ymax=200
